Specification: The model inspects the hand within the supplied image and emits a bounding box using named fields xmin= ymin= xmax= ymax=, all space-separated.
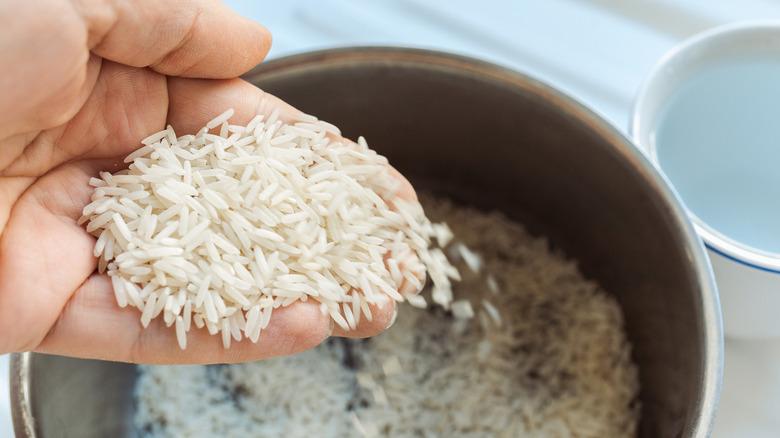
xmin=0 ymin=0 xmax=409 ymax=363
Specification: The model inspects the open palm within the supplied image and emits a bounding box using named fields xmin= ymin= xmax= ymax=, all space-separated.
xmin=0 ymin=0 xmax=398 ymax=363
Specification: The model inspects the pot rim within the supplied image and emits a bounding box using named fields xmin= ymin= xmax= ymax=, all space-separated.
xmin=11 ymin=46 xmax=723 ymax=438
xmin=11 ymin=352 xmax=35 ymax=438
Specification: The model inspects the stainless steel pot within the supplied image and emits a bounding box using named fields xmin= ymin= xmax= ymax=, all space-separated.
xmin=11 ymin=48 xmax=723 ymax=438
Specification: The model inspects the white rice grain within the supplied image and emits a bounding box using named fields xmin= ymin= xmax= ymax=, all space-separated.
xmin=83 ymin=109 xmax=458 ymax=350
xmin=134 ymin=196 xmax=640 ymax=437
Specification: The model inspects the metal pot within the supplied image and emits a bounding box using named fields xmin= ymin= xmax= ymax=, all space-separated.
xmin=11 ymin=48 xmax=723 ymax=438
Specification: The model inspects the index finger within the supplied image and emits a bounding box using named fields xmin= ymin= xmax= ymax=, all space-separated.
xmin=35 ymin=275 xmax=332 ymax=363
xmin=35 ymin=275 xmax=397 ymax=364
xmin=78 ymin=0 xmax=270 ymax=78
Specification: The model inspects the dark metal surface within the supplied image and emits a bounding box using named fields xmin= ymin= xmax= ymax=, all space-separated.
xmin=11 ymin=47 xmax=723 ymax=438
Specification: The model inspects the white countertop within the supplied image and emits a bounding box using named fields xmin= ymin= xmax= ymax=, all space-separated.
xmin=1 ymin=355 xmax=9 ymax=436
xmin=5 ymin=1 xmax=780 ymax=435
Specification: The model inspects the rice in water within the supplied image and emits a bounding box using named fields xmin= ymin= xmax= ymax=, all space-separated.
xmin=134 ymin=195 xmax=640 ymax=437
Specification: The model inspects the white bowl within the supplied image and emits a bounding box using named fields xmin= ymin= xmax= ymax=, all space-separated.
xmin=631 ymin=21 xmax=780 ymax=339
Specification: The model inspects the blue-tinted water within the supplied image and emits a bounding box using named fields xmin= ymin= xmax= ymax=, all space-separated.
xmin=655 ymin=59 xmax=780 ymax=253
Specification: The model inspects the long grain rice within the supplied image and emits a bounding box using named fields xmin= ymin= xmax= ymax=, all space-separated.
xmin=134 ymin=195 xmax=640 ymax=437
xmin=82 ymin=110 xmax=459 ymax=348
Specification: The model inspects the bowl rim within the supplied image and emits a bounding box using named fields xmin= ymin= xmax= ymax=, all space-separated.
xmin=11 ymin=46 xmax=723 ymax=438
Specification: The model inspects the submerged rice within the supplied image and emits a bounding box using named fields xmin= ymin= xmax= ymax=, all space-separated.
xmin=135 ymin=195 xmax=640 ymax=437
xmin=82 ymin=110 xmax=458 ymax=348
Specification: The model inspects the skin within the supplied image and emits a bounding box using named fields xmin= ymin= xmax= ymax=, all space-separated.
xmin=0 ymin=0 xmax=417 ymax=364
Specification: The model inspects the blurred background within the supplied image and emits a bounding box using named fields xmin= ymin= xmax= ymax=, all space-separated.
xmin=4 ymin=0 xmax=780 ymax=435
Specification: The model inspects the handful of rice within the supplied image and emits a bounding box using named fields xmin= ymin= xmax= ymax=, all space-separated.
xmin=80 ymin=109 xmax=458 ymax=349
